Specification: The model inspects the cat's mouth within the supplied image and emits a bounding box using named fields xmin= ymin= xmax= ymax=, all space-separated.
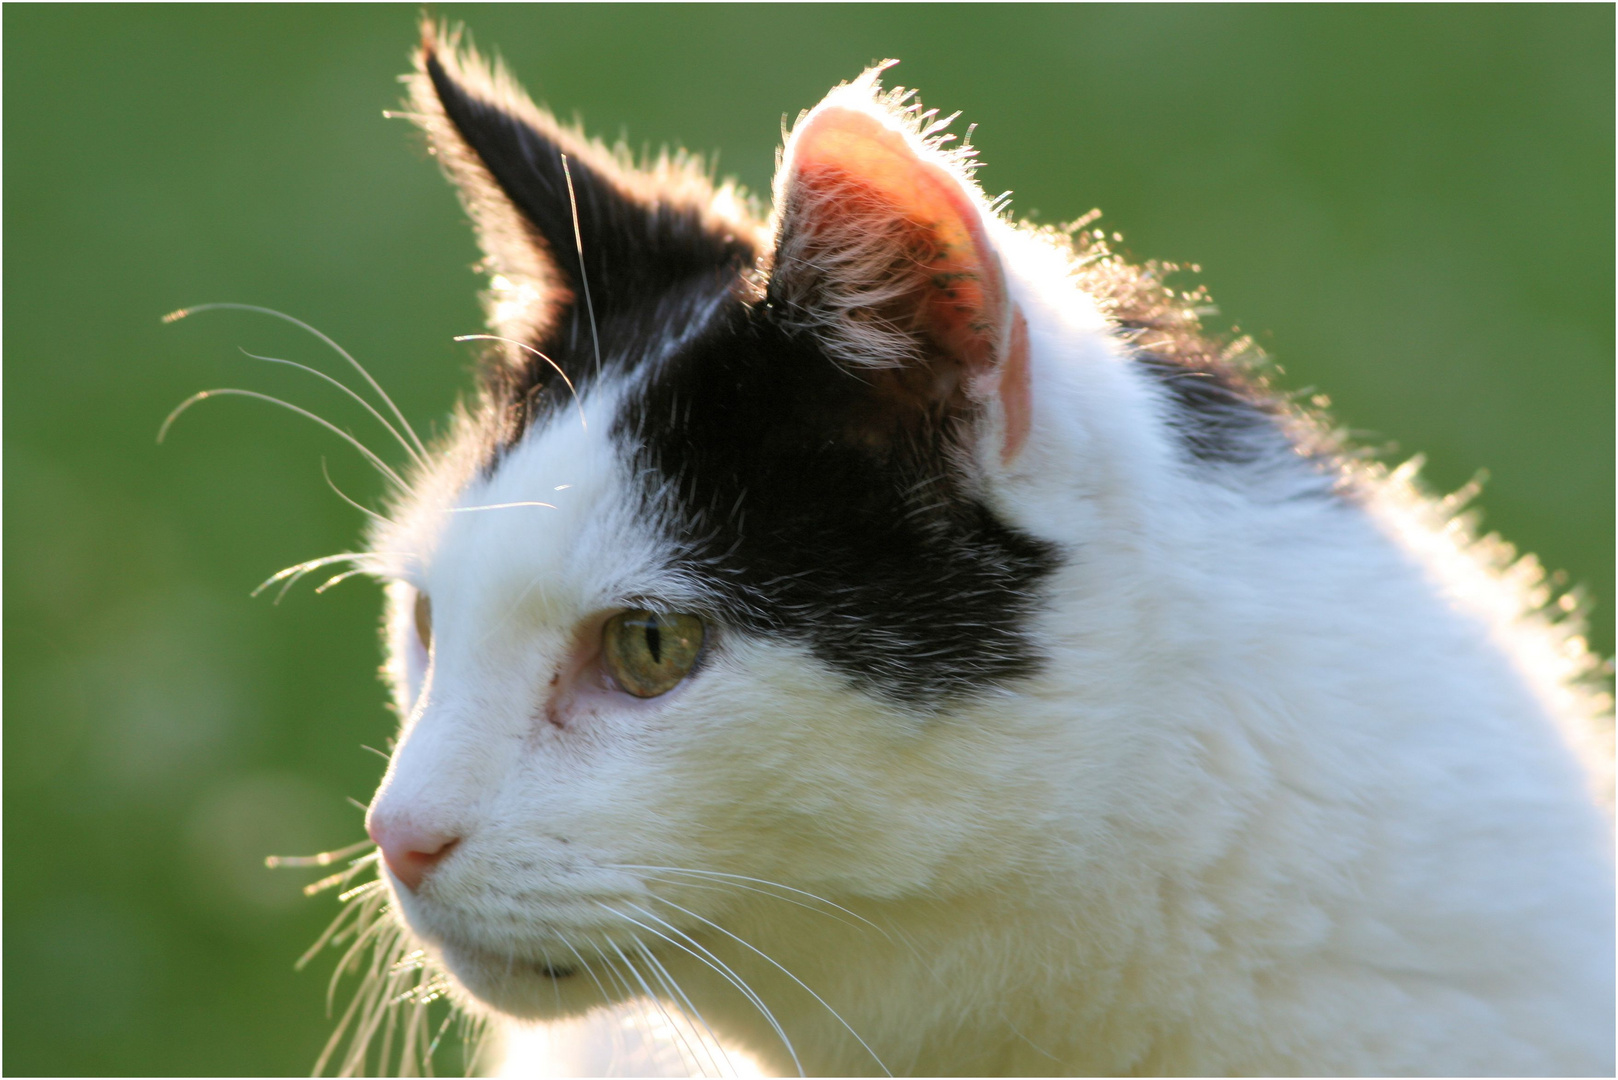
xmin=430 ymin=936 xmax=611 ymax=1019
xmin=443 ymin=939 xmax=580 ymax=981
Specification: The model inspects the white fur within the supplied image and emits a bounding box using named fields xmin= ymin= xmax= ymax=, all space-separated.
xmin=363 ymin=74 xmax=1614 ymax=1078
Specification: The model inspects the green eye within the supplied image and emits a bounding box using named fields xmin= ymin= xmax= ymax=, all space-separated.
xmin=602 ymin=610 xmax=705 ymax=698
xmin=414 ymin=592 xmax=432 ymax=651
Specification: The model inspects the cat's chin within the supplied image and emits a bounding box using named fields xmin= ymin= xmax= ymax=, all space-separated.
xmin=435 ymin=938 xmax=609 ymax=1021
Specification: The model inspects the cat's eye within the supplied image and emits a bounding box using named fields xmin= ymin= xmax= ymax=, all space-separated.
xmin=414 ymin=592 xmax=432 ymax=651
xmin=602 ymin=610 xmax=705 ymax=698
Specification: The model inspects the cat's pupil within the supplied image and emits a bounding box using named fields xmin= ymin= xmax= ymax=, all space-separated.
xmin=600 ymin=610 xmax=706 ymax=697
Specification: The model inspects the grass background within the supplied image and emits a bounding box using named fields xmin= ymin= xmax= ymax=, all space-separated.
xmin=5 ymin=5 xmax=1612 ymax=1074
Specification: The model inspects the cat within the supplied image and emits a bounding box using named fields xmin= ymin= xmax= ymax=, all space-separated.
xmin=233 ymin=22 xmax=1614 ymax=1078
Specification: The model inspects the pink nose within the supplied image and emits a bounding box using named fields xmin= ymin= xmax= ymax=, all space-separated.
xmin=367 ymin=816 xmax=459 ymax=891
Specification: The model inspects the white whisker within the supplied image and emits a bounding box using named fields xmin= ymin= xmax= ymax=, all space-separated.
xmin=599 ymin=940 xmax=694 ymax=1075
xmin=296 ymin=886 xmax=372 ymax=969
xmin=556 ymin=930 xmax=616 ymax=1013
xmin=314 ymin=910 xmax=400 ymax=1075
xmin=633 ymin=936 xmax=735 ymax=1079
xmin=560 ymin=155 xmax=604 ymax=381
xmin=629 ymin=870 xmax=868 ymax=936
xmin=239 ymin=348 xmax=429 ymax=471
xmin=266 ymin=838 xmax=376 ymax=869
xmin=314 ymin=569 xmax=373 ymax=594
xmin=252 ymin=551 xmax=412 ymax=604
xmin=323 ymin=459 xmax=397 ymax=527
xmin=648 ymin=895 xmax=891 ymax=1076
xmin=343 ymin=932 xmax=408 ymax=1075
xmin=605 ymin=936 xmax=710 ymax=1077
xmin=328 ymin=905 xmax=394 ymax=1011
xmin=612 ymin=864 xmax=889 ymax=939
xmin=167 ymin=302 xmax=430 ymax=459
xmin=158 ymin=388 xmax=409 ymax=492
xmin=601 ymin=902 xmax=804 ymax=1077
xmin=443 ymin=501 xmax=557 ymax=513
xmin=453 ymin=333 xmax=589 ymax=433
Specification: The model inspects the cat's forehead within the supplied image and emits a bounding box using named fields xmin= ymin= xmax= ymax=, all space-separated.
xmin=378 ymin=381 xmax=652 ymax=617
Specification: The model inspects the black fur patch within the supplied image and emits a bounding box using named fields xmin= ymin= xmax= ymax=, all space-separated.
xmin=1068 ymin=237 xmax=1301 ymax=472
xmin=421 ymin=48 xmax=757 ymax=453
xmin=618 ymin=302 xmax=1061 ymax=708
xmin=1129 ymin=347 xmax=1284 ymax=466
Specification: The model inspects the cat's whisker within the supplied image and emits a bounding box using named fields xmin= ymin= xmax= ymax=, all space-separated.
xmin=157 ymin=388 xmax=410 ymax=492
xmin=598 ymin=939 xmax=693 ymax=1074
xmin=267 ymin=838 xmax=377 ymax=869
xmin=317 ymin=959 xmax=380 ymax=1077
xmin=560 ymin=154 xmax=604 ymax=381
xmin=376 ymin=972 xmax=402 ymax=1077
xmin=342 ymin=927 xmax=408 ymax=1075
xmin=632 ymin=936 xmax=735 ymax=1079
xmin=555 ymin=930 xmax=616 ymax=1016
xmin=329 ymin=902 xmax=395 ymax=1008
xmin=402 ymin=970 xmax=447 ymax=1078
xmin=316 ymin=914 xmax=398 ymax=1075
xmin=300 ymin=870 xmax=351 ymax=898
xmin=601 ymin=901 xmax=804 ymax=1077
xmin=612 ymin=864 xmax=888 ymax=939
xmin=422 ymin=999 xmax=460 ymax=1075
xmin=627 ymin=869 xmax=870 ymax=936
xmin=291 ymin=825 xmax=470 ymax=1077
xmin=167 ymin=302 xmax=430 ymax=460
xmin=453 ymin=334 xmax=588 ymax=434
xmin=299 ymin=851 xmax=383 ymax=898
xmin=292 ymin=847 xmax=380 ymax=908
xmin=338 ymin=878 xmax=387 ymax=904
xmin=568 ymin=931 xmax=654 ymax=1067
xmin=460 ymin=1012 xmax=489 ymax=1079
xmin=298 ymin=888 xmax=372 ymax=970
xmin=254 ymin=550 xmax=410 ymax=604
xmin=604 ymin=936 xmax=710 ymax=1077
xmin=239 ymin=348 xmax=430 ymax=472
xmin=621 ymin=948 xmax=706 ymax=1076
xmin=315 ymin=568 xmax=373 ymax=594
xmin=646 ymin=895 xmax=892 ymax=1077
xmin=255 ymin=552 xmax=372 ymax=591
xmin=443 ymin=500 xmax=557 ymax=513
xmin=323 ymin=459 xmax=399 ymax=527
xmin=360 ymin=934 xmax=446 ymax=1078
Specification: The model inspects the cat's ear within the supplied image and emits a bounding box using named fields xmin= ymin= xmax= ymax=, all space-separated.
xmin=409 ymin=24 xmax=757 ymax=352
xmin=768 ymin=66 xmax=1030 ymax=462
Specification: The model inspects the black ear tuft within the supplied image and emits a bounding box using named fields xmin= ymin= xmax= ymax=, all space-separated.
xmin=409 ymin=24 xmax=760 ymax=367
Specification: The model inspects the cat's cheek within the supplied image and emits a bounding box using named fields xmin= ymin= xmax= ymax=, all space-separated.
xmin=382 ymin=580 xmax=430 ymax=715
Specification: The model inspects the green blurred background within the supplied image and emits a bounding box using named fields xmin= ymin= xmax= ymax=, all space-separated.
xmin=5 ymin=5 xmax=1612 ymax=1075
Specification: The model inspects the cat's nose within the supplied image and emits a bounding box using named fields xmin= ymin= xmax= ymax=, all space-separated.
xmin=367 ymin=815 xmax=459 ymax=891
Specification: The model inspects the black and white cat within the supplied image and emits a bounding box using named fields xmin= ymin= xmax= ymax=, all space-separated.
xmin=274 ymin=25 xmax=1613 ymax=1077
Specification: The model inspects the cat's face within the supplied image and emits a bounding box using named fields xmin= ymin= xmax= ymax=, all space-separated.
xmin=358 ymin=32 xmax=1089 ymax=1021
xmin=357 ymin=22 xmax=1268 ymax=1026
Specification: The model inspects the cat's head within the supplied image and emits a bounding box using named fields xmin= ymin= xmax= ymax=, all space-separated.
xmin=363 ymin=27 xmax=1203 ymax=1022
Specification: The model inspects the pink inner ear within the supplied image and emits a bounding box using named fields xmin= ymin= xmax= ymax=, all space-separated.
xmin=788 ymin=106 xmax=1008 ymax=376
xmin=999 ymin=309 xmax=1032 ymax=464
